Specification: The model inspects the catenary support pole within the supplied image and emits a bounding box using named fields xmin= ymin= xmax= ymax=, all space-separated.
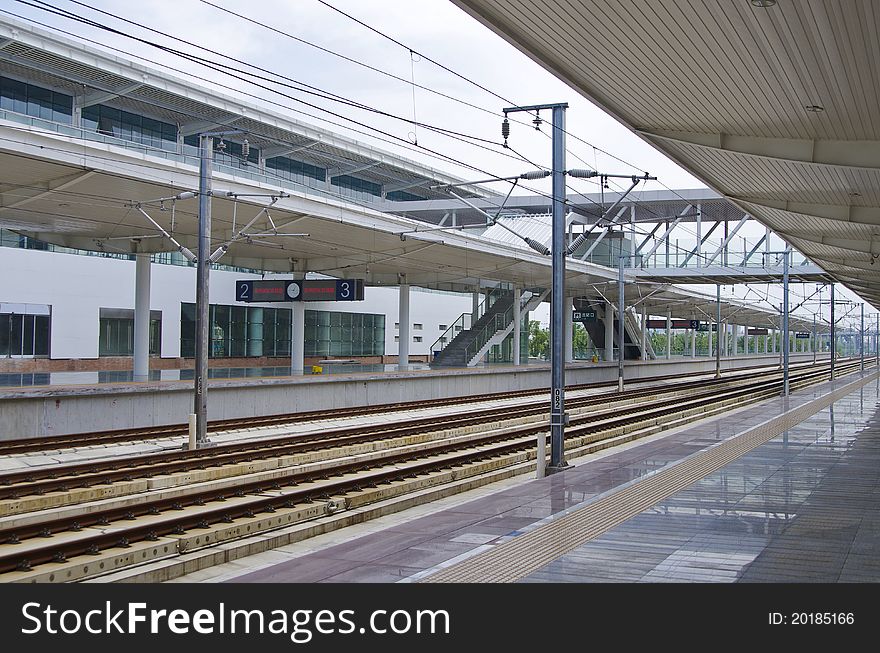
xmin=565 ymin=295 xmax=574 ymax=364
xmin=193 ymin=134 xmax=213 ymax=445
xmin=618 ymin=253 xmax=625 ymax=392
xmin=861 ymin=303 xmax=865 ymax=372
xmin=715 ymin=284 xmax=721 ymax=377
xmin=548 ymin=104 xmax=568 ymax=470
xmin=831 ymin=284 xmax=836 ymax=381
xmin=813 ymin=313 xmax=817 ymax=365
xmin=783 ymin=250 xmax=790 ymax=396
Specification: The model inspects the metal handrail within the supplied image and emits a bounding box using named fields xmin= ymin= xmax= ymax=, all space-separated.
xmin=430 ymin=312 xmax=471 ymax=355
xmin=430 ymin=287 xmax=511 ymax=355
xmin=463 ymin=305 xmax=514 ymax=363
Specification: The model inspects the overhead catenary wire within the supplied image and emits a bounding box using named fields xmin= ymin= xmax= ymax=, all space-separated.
xmin=8 ymin=2 xmax=575 ymax=207
xmin=2 ymin=3 xmax=864 ymax=319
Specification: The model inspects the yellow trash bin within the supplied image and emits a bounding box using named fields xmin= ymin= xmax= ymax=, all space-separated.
xmin=311 ymin=365 xmax=323 ymax=374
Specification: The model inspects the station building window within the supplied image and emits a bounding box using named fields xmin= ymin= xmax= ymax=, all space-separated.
xmin=0 ymin=76 xmax=72 ymax=123
xmin=98 ymin=308 xmax=161 ymax=357
xmin=265 ymin=155 xmax=325 ymax=185
xmin=330 ymin=174 xmax=381 ymax=202
xmin=0 ymin=304 xmax=51 ymax=357
xmin=386 ymin=190 xmax=425 ymax=202
xmin=82 ymin=104 xmax=177 ymax=151
xmin=304 ymin=310 xmax=385 ymax=357
xmin=180 ymin=303 xmax=291 ymax=358
xmin=181 ymin=304 xmax=384 ymax=359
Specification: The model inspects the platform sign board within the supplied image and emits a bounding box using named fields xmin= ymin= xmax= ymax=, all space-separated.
xmin=747 ymin=328 xmax=769 ymax=336
xmin=795 ymin=332 xmax=811 ymax=339
xmin=235 ymin=280 xmax=288 ymax=303
xmin=236 ymin=279 xmax=364 ymax=303
xmin=572 ymin=310 xmax=597 ymax=322
xmin=646 ymin=319 xmax=700 ymax=330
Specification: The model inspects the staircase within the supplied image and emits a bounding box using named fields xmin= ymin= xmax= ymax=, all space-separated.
xmin=573 ymin=299 xmax=654 ymax=360
xmin=431 ymin=290 xmax=547 ymax=367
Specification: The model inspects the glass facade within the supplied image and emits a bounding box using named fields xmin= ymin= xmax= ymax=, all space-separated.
xmin=98 ymin=316 xmax=161 ymax=357
xmin=304 ymin=310 xmax=385 ymax=357
xmin=180 ymin=303 xmax=291 ymax=358
xmin=82 ymin=104 xmax=178 ymax=151
xmin=330 ymin=174 xmax=381 ymax=201
xmin=0 ymin=76 xmax=72 ymax=122
xmin=0 ymin=312 xmax=51 ymax=357
xmin=265 ymin=155 xmax=325 ymax=184
xmin=180 ymin=304 xmax=384 ymax=359
xmin=386 ymin=190 xmax=425 ymax=202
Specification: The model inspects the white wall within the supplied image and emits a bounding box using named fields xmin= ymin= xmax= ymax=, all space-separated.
xmin=0 ymin=247 xmax=474 ymax=359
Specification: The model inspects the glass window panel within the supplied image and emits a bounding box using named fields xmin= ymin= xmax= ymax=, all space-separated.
xmin=23 ymin=314 xmax=35 ymax=355
xmin=0 ymin=314 xmax=9 ymax=356
xmin=34 ymin=315 xmax=50 ymax=356
xmin=9 ymin=314 xmax=23 ymax=355
xmin=149 ymin=318 xmax=161 ymax=356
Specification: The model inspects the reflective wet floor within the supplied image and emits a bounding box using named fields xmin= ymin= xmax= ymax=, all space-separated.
xmin=521 ymin=379 xmax=880 ymax=582
xmin=190 ymin=373 xmax=880 ymax=583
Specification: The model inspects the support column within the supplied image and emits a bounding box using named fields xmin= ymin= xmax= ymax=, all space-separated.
xmin=640 ymin=305 xmax=647 ymax=360
xmin=472 ymin=290 xmax=480 ymax=322
xmin=291 ymin=300 xmax=305 ymax=374
xmin=564 ymin=295 xmax=574 ymax=364
xmin=513 ymin=287 xmax=521 ymax=366
xmin=398 ymin=284 xmax=410 ymax=367
xmin=690 ymin=326 xmax=696 ymax=358
xmin=605 ymin=302 xmax=615 ymax=362
xmin=133 ymin=253 xmax=151 ymax=381
xmin=708 ymin=318 xmax=713 ymax=360
xmin=770 ymin=328 xmax=775 ymax=354
xmin=665 ymin=310 xmax=671 ymax=359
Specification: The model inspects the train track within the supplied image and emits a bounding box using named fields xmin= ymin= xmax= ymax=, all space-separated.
xmin=0 ymin=360 xmax=864 ymax=578
xmin=0 ymin=360 xmax=846 ymax=499
xmin=0 ymin=359 xmax=832 ymax=455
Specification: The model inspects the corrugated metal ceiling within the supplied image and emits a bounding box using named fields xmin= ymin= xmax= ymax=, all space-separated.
xmin=453 ymin=0 xmax=880 ymax=305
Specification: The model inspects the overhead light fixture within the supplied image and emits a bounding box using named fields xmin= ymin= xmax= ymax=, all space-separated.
xmin=751 ymin=0 xmax=776 ymax=7
xmin=804 ymin=104 xmax=824 ymax=112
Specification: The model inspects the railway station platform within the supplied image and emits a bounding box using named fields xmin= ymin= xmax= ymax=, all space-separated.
xmin=0 ymin=352 xmax=829 ymax=439
xmin=165 ymin=366 xmax=879 ymax=583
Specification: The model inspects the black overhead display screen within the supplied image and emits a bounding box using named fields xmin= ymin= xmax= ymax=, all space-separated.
xmin=236 ymin=279 xmax=364 ymax=303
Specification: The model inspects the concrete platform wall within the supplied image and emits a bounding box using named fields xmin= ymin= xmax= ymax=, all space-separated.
xmin=0 ymin=353 xmax=831 ymax=440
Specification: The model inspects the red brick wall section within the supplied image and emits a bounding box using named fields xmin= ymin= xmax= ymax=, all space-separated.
xmin=0 ymin=355 xmax=428 ymax=372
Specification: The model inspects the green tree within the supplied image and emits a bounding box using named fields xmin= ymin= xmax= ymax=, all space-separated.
xmin=573 ymin=323 xmax=591 ymax=359
xmin=528 ymin=319 xmax=550 ymax=359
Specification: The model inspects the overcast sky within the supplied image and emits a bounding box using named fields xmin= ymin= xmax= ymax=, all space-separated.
xmin=3 ymin=0 xmax=873 ymax=323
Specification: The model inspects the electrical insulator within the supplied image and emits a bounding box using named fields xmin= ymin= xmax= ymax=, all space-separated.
xmin=501 ymin=117 xmax=510 ymax=148
xmin=242 ymin=139 xmax=250 ymax=159
xmin=532 ymin=110 xmax=542 ymax=129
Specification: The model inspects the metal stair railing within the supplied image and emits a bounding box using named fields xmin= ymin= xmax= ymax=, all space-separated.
xmin=463 ymin=305 xmax=513 ymax=364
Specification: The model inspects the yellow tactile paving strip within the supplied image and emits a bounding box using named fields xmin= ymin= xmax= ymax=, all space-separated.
xmin=422 ymin=372 xmax=879 ymax=583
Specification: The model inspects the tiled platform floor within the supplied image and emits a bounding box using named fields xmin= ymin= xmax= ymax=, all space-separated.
xmin=183 ymin=372 xmax=880 ymax=583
